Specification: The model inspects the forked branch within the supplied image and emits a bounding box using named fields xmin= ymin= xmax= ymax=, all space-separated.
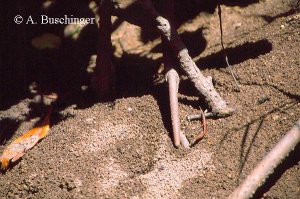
xmin=138 ymin=0 xmax=234 ymax=116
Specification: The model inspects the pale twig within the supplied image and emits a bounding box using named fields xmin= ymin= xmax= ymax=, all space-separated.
xmin=180 ymin=131 xmax=190 ymax=149
xmin=186 ymin=112 xmax=214 ymax=121
xmin=229 ymin=118 xmax=300 ymax=199
xmin=165 ymin=69 xmax=180 ymax=147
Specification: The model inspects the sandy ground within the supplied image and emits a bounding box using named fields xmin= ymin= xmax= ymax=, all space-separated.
xmin=0 ymin=0 xmax=300 ymax=198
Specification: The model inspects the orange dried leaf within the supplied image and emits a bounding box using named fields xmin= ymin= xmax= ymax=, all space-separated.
xmin=0 ymin=109 xmax=51 ymax=170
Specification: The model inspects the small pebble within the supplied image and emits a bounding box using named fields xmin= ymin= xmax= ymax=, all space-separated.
xmin=129 ymin=173 xmax=135 ymax=178
xmin=235 ymin=22 xmax=242 ymax=28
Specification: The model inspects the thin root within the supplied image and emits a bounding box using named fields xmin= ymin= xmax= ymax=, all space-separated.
xmin=190 ymin=110 xmax=207 ymax=146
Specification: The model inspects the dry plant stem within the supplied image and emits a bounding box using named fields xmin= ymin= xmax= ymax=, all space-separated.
xmin=186 ymin=112 xmax=214 ymax=121
xmin=193 ymin=110 xmax=207 ymax=142
xmin=160 ymin=0 xmax=181 ymax=148
xmin=180 ymin=131 xmax=190 ymax=149
xmin=229 ymin=118 xmax=300 ymax=199
xmin=139 ymin=0 xmax=234 ymax=116
xmin=217 ymin=4 xmax=240 ymax=92
xmin=92 ymin=0 xmax=116 ymax=98
xmin=166 ymin=69 xmax=180 ymax=147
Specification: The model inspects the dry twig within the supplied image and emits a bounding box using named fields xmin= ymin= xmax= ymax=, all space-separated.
xmin=138 ymin=0 xmax=235 ymax=116
xmin=166 ymin=69 xmax=180 ymax=147
xmin=217 ymin=4 xmax=240 ymax=92
xmin=229 ymin=118 xmax=300 ymax=199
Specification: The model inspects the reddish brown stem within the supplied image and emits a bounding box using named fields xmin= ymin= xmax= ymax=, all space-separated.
xmin=194 ymin=110 xmax=207 ymax=142
xmin=92 ymin=0 xmax=116 ymax=99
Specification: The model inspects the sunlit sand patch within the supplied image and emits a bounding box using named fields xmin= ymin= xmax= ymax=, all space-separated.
xmin=79 ymin=121 xmax=140 ymax=153
xmin=139 ymin=136 xmax=215 ymax=198
xmin=96 ymin=157 xmax=128 ymax=193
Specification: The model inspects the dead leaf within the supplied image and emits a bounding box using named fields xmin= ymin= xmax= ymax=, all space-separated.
xmin=0 ymin=108 xmax=52 ymax=170
xmin=31 ymin=33 xmax=61 ymax=49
